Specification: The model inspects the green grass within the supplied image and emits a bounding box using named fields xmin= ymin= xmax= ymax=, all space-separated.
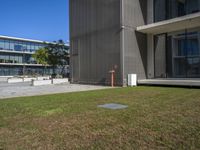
xmin=0 ymin=86 xmax=200 ymax=149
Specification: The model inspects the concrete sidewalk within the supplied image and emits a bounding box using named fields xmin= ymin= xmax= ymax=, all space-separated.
xmin=0 ymin=82 xmax=111 ymax=99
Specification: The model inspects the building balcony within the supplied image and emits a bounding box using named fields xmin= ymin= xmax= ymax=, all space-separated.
xmin=0 ymin=49 xmax=35 ymax=54
xmin=137 ymin=12 xmax=200 ymax=34
xmin=0 ymin=63 xmax=45 ymax=67
xmin=138 ymin=78 xmax=200 ymax=87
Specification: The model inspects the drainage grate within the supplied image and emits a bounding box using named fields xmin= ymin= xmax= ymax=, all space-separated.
xmin=98 ymin=103 xmax=128 ymax=110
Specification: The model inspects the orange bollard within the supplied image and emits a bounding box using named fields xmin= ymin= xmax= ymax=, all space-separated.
xmin=109 ymin=70 xmax=115 ymax=87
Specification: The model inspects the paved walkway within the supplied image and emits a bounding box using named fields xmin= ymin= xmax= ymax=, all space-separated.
xmin=0 ymin=82 xmax=111 ymax=99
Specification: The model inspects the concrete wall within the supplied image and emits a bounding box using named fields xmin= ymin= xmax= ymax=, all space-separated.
xmin=147 ymin=0 xmax=155 ymax=79
xmin=70 ymin=0 xmax=122 ymax=85
xmin=121 ymin=0 xmax=147 ymax=85
xmin=154 ymin=34 xmax=166 ymax=78
xmin=70 ymin=0 xmax=149 ymax=86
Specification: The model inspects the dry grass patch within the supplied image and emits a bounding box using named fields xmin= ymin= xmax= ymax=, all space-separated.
xmin=0 ymin=86 xmax=200 ymax=149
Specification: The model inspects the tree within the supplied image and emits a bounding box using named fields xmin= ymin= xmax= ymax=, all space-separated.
xmin=45 ymin=40 xmax=69 ymax=77
xmin=32 ymin=47 xmax=48 ymax=75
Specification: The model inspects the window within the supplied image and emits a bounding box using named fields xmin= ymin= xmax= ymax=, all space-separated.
xmin=154 ymin=0 xmax=166 ymax=22
xmin=186 ymin=0 xmax=200 ymax=14
xmin=27 ymin=43 xmax=31 ymax=51
xmin=14 ymin=41 xmax=23 ymax=51
xmin=167 ymin=29 xmax=200 ymax=78
xmin=18 ymin=42 xmax=24 ymax=51
xmin=177 ymin=0 xmax=186 ymax=17
xmin=4 ymin=54 xmax=10 ymax=63
xmin=10 ymin=55 xmax=15 ymax=63
xmin=30 ymin=43 xmax=35 ymax=52
xmin=22 ymin=42 xmax=27 ymax=51
xmin=4 ymin=40 xmax=10 ymax=50
xmin=10 ymin=40 xmax=14 ymax=51
xmin=17 ymin=55 xmax=23 ymax=63
xmin=0 ymin=54 xmax=5 ymax=63
xmin=154 ymin=0 xmax=200 ymax=22
xmin=0 ymin=39 xmax=4 ymax=50
xmin=35 ymin=44 xmax=39 ymax=50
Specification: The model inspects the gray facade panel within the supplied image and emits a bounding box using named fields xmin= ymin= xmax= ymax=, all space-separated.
xmin=122 ymin=0 xmax=147 ymax=82
xmin=154 ymin=34 xmax=166 ymax=78
xmin=147 ymin=34 xmax=154 ymax=79
xmin=70 ymin=0 xmax=148 ymax=86
xmin=70 ymin=0 xmax=122 ymax=85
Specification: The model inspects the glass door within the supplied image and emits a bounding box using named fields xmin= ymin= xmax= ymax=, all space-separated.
xmin=170 ymin=29 xmax=200 ymax=78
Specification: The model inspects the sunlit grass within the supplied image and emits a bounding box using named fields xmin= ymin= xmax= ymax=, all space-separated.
xmin=0 ymin=86 xmax=200 ymax=149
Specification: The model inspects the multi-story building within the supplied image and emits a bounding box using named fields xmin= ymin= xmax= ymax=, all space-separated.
xmin=0 ymin=35 xmax=69 ymax=76
xmin=70 ymin=0 xmax=200 ymax=86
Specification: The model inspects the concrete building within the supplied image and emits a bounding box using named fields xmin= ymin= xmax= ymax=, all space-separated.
xmin=70 ymin=0 xmax=200 ymax=86
xmin=0 ymin=35 xmax=69 ymax=76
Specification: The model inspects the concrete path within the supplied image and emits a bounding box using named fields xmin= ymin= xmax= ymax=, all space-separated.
xmin=0 ymin=82 xmax=111 ymax=99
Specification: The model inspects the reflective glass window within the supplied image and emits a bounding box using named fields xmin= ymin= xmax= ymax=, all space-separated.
xmin=22 ymin=42 xmax=27 ymax=51
xmin=35 ymin=44 xmax=39 ymax=50
xmin=18 ymin=55 xmax=23 ymax=63
xmin=0 ymin=39 xmax=4 ymax=50
xmin=14 ymin=55 xmax=19 ymax=63
xmin=19 ymin=42 xmax=24 ymax=51
xmin=10 ymin=40 xmax=14 ymax=50
xmin=10 ymin=55 xmax=15 ymax=63
xmin=0 ymin=54 xmax=5 ymax=63
xmin=14 ymin=41 xmax=22 ymax=51
xmin=4 ymin=54 xmax=10 ymax=63
xmin=154 ymin=0 xmax=200 ymax=22
xmin=4 ymin=40 xmax=10 ymax=50
xmin=27 ymin=43 xmax=31 ymax=51
xmin=30 ymin=43 xmax=35 ymax=52
xmin=166 ymin=28 xmax=200 ymax=78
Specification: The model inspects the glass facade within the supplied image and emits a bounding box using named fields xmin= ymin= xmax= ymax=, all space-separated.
xmin=169 ymin=29 xmax=200 ymax=78
xmin=153 ymin=1 xmax=200 ymax=78
xmin=0 ymin=66 xmax=53 ymax=76
xmin=0 ymin=38 xmax=45 ymax=52
xmin=154 ymin=0 xmax=200 ymax=22
xmin=0 ymin=37 xmax=50 ymax=76
xmin=0 ymin=52 xmax=36 ymax=64
xmin=154 ymin=28 xmax=200 ymax=78
xmin=0 ymin=37 xmax=70 ymax=76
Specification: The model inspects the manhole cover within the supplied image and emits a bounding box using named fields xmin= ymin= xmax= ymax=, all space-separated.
xmin=98 ymin=103 xmax=128 ymax=110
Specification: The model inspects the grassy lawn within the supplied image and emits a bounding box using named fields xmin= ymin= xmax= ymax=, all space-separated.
xmin=0 ymin=86 xmax=200 ymax=149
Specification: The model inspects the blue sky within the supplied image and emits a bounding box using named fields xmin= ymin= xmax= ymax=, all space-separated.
xmin=0 ymin=0 xmax=69 ymax=43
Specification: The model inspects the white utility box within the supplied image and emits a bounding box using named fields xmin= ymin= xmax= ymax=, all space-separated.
xmin=128 ymin=74 xmax=137 ymax=86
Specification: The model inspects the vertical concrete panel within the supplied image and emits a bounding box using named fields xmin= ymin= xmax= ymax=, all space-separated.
xmin=121 ymin=0 xmax=147 ymax=84
xmin=70 ymin=0 xmax=122 ymax=85
xmin=147 ymin=34 xmax=154 ymax=78
xmin=154 ymin=34 xmax=166 ymax=78
xmin=166 ymin=36 xmax=173 ymax=78
xmin=146 ymin=0 xmax=154 ymax=79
